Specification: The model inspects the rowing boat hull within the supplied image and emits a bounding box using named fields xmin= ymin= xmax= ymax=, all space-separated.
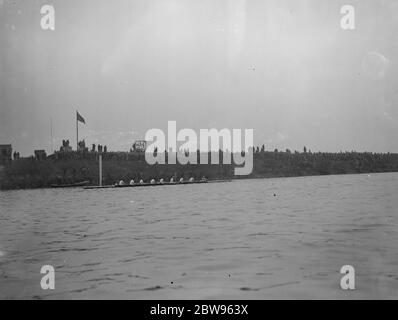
xmin=51 ymin=181 xmax=90 ymax=188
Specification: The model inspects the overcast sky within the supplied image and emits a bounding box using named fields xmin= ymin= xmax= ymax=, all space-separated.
xmin=1 ymin=0 xmax=398 ymax=156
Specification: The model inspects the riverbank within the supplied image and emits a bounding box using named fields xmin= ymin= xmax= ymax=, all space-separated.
xmin=1 ymin=150 xmax=398 ymax=190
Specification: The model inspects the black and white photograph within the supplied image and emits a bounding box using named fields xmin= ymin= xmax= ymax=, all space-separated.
xmin=0 ymin=0 xmax=398 ymax=305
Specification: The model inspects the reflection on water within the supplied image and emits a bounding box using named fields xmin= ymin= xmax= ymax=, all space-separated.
xmin=0 ymin=173 xmax=397 ymax=299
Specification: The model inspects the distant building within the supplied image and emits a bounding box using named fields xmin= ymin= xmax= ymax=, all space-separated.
xmin=132 ymin=140 xmax=147 ymax=152
xmin=0 ymin=144 xmax=12 ymax=162
xmin=60 ymin=140 xmax=72 ymax=152
xmin=34 ymin=150 xmax=47 ymax=160
xmin=77 ymin=140 xmax=88 ymax=152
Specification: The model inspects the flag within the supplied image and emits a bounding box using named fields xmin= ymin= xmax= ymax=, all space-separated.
xmin=77 ymin=111 xmax=86 ymax=124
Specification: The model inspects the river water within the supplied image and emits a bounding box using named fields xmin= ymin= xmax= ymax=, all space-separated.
xmin=0 ymin=173 xmax=397 ymax=299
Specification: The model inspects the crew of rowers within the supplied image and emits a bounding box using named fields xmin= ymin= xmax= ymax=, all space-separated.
xmin=114 ymin=176 xmax=207 ymax=186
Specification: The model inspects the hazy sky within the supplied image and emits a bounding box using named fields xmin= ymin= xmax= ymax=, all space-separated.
xmin=1 ymin=0 xmax=398 ymax=156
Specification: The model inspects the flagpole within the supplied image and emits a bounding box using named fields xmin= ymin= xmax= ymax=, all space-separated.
xmin=99 ymin=154 xmax=103 ymax=187
xmin=76 ymin=111 xmax=78 ymax=151
xmin=50 ymin=117 xmax=53 ymax=154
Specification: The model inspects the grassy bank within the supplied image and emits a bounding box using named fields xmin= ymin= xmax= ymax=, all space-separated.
xmin=1 ymin=150 xmax=398 ymax=190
